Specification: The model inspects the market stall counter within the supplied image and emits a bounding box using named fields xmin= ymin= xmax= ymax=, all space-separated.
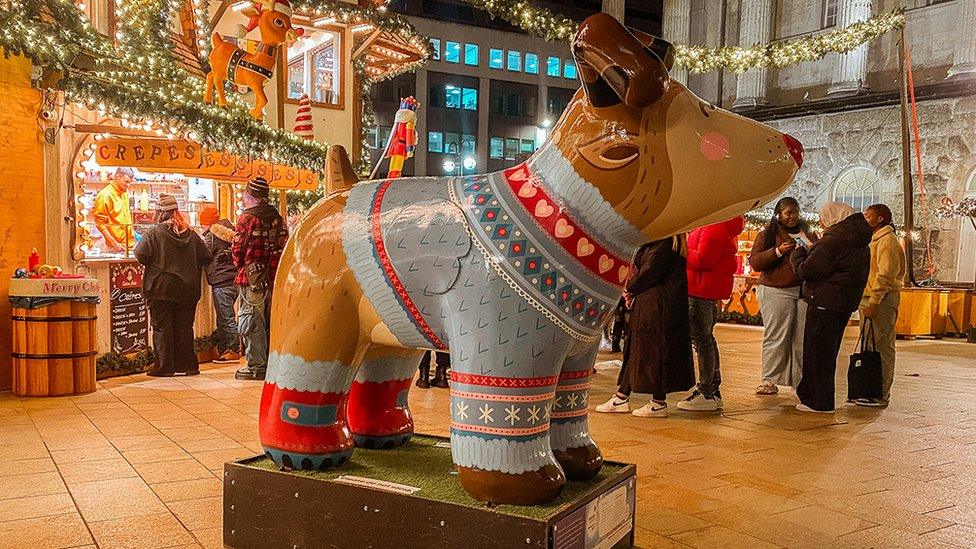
xmin=8 ymin=276 xmax=99 ymax=396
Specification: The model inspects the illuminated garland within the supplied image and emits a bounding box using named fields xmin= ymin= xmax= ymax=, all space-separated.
xmin=677 ymin=9 xmax=905 ymax=74
xmin=936 ymin=197 xmax=976 ymax=220
xmin=1 ymin=0 xmax=429 ymax=174
xmin=462 ymin=0 xmax=904 ymax=74
xmin=1 ymin=0 xmax=328 ymax=170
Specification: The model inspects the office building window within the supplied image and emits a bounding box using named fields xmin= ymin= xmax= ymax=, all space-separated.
xmin=507 ymin=50 xmax=521 ymax=72
xmin=464 ymin=43 xmax=479 ymax=66
xmin=489 ymin=48 xmax=504 ymax=69
xmin=445 ymin=132 xmax=460 ymax=154
xmin=506 ymin=93 xmax=521 ymax=116
xmin=461 ymin=135 xmax=476 ymax=156
xmin=377 ymin=126 xmax=391 ymax=149
xmin=547 ymin=95 xmax=570 ymax=116
xmin=521 ymin=96 xmax=536 ymax=118
xmin=461 ymin=87 xmax=478 ymax=110
xmin=489 ymin=90 xmax=504 ymax=114
xmin=563 ymin=60 xmax=577 ymax=80
xmin=445 ymin=41 xmax=461 ymax=63
xmin=445 ymin=85 xmax=462 ymax=108
xmin=520 ymin=139 xmax=535 ymax=154
xmin=430 ymin=38 xmax=441 ymax=61
xmin=367 ymin=127 xmax=378 ymax=148
xmin=428 ymin=132 xmax=444 ymax=153
xmin=504 ymin=138 xmax=519 ymax=160
xmin=525 ymin=53 xmax=539 ymax=75
xmin=546 ymin=56 xmax=560 ymax=77
xmin=490 ymin=137 xmax=504 ymax=159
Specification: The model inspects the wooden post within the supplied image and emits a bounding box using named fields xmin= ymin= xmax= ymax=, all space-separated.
xmin=898 ymin=27 xmax=917 ymax=287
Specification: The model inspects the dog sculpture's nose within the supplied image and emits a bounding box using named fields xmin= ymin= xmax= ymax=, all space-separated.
xmin=783 ymin=133 xmax=804 ymax=168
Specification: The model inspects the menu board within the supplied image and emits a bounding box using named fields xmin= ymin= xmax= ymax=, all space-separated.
xmin=109 ymin=262 xmax=149 ymax=354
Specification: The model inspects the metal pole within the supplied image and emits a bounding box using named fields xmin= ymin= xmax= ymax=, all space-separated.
xmin=898 ymin=26 xmax=917 ymax=287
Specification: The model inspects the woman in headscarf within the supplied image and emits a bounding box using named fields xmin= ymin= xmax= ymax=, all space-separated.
xmin=790 ymin=202 xmax=872 ymax=413
xmin=595 ymin=236 xmax=695 ymax=418
xmin=135 ymin=194 xmax=211 ymax=376
xmin=747 ymin=197 xmax=819 ymax=395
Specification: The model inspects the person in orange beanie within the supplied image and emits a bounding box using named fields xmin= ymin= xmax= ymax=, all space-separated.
xmin=201 ymin=207 xmax=241 ymax=363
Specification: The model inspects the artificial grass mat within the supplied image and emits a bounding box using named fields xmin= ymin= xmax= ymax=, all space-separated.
xmin=246 ymin=434 xmax=627 ymax=520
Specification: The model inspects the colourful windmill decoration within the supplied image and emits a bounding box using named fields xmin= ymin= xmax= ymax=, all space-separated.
xmin=293 ymin=93 xmax=313 ymax=140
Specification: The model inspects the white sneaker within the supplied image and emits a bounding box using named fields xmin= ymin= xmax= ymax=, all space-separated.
xmin=756 ymin=380 xmax=779 ymax=395
xmin=796 ymin=403 xmax=833 ymax=414
xmin=595 ymin=395 xmax=630 ymax=413
xmin=676 ymin=390 xmax=718 ymax=412
xmin=632 ymin=400 xmax=668 ymax=418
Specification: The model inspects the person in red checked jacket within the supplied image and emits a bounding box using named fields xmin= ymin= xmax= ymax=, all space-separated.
xmin=232 ymin=177 xmax=289 ymax=380
xmin=677 ymin=216 xmax=745 ymax=412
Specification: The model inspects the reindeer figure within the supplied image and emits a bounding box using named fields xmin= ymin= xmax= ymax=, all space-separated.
xmin=203 ymin=3 xmax=300 ymax=120
xmin=257 ymin=14 xmax=805 ymax=506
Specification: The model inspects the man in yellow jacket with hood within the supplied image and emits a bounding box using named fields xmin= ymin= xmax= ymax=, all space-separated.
xmin=857 ymin=204 xmax=906 ymax=407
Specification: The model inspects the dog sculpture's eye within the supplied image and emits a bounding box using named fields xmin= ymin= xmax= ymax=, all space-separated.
xmin=273 ymin=18 xmax=285 ymax=28
xmin=699 ymin=103 xmax=711 ymax=118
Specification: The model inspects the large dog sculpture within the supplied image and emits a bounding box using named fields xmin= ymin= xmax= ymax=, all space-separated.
xmin=258 ymin=14 xmax=803 ymax=505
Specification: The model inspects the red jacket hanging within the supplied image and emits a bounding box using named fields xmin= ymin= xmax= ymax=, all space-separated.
xmin=686 ymin=216 xmax=745 ymax=301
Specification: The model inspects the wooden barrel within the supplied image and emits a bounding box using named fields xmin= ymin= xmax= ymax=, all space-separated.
xmin=11 ymin=301 xmax=98 ymax=397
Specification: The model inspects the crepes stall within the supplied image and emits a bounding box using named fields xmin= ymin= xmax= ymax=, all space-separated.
xmin=65 ymin=125 xmax=319 ymax=376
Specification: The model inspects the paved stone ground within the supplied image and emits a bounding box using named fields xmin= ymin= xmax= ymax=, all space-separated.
xmin=1 ymin=324 xmax=975 ymax=548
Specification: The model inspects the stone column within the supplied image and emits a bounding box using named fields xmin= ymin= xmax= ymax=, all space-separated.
xmin=948 ymin=0 xmax=976 ymax=79
xmin=662 ymin=0 xmax=691 ymax=85
xmin=827 ymin=0 xmax=871 ymax=96
xmin=414 ymin=68 xmax=429 ymax=176
xmin=732 ymin=0 xmax=773 ymax=109
xmin=602 ymin=0 xmax=625 ymax=22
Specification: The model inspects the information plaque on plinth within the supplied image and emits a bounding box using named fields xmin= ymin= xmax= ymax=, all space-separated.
xmin=223 ymin=434 xmax=636 ymax=549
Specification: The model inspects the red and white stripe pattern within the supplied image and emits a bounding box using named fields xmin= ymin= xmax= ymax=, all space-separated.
xmin=293 ymin=93 xmax=313 ymax=139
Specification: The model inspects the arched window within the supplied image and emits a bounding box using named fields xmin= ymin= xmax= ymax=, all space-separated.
xmin=832 ymin=166 xmax=882 ymax=212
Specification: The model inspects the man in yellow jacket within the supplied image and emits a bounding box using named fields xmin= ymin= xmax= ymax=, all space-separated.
xmin=857 ymin=204 xmax=906 ymax=407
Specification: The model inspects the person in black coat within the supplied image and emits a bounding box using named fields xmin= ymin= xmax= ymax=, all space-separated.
xmin=135 ymin=194 xmax=212 ymax=376
xmin=790 ymin=202 xmax=872 ymax=413
xmin=595 ymin=236 xmax=695 ymax=418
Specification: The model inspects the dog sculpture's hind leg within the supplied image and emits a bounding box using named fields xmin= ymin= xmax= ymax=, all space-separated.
xmin=258 ymin=195 xmax=363 ymax=469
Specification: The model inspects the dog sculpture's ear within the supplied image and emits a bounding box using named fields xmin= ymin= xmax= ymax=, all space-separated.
xmin=571 ymin=13 xmax=671 ymax=109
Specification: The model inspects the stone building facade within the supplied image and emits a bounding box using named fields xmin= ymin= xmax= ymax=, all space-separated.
xmin=668 ymin=0 xmax=976 ymax=282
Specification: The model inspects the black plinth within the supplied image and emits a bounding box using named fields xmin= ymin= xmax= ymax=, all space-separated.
xmin=223 ymin=434 xmax=636 ymax=548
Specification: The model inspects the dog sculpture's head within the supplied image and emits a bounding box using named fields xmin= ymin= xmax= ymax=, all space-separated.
xmin=549 ymin=14 xmax=802 ymax=240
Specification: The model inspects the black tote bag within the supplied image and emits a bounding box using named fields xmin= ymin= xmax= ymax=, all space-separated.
xmin=847 ymin=319 xmax=884 ymax=400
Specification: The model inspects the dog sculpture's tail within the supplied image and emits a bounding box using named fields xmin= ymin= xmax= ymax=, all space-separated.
xmin=325 ymin=145 xmax=358 ymax=195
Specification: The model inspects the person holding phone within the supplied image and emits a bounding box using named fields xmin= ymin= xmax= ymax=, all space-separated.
xmin=748 ymin=197 xmax=819 ymax=395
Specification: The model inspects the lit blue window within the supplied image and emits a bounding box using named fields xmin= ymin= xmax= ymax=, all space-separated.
xmin=428 ymin=132 xmax=444 ymax=153
xmin=445 ymin=85 xmax=461 ymax=108
xmin=563 ymin=60 xmax=577 ymax=80
xmin=546 ymin=56 xmax=560 ymax=77
xmin=461 ymin=87 xmax=478 ymax=110
xmin=464 ymin=43 xmax=479 ymax=66
xmin=490 ymin=137 xmax=504 ymax=159
xmin=525 ymin=53 xmax=539 ymax=75
xmin=507 ymin=50 xmax=521 ymax=72
xmin=445 ymin=41 xmax=460 ymax=63
xmin=430 ymin=38 xmax=441 ymax=61
xmin=489 ymin=48 xmax=504 ymax=69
